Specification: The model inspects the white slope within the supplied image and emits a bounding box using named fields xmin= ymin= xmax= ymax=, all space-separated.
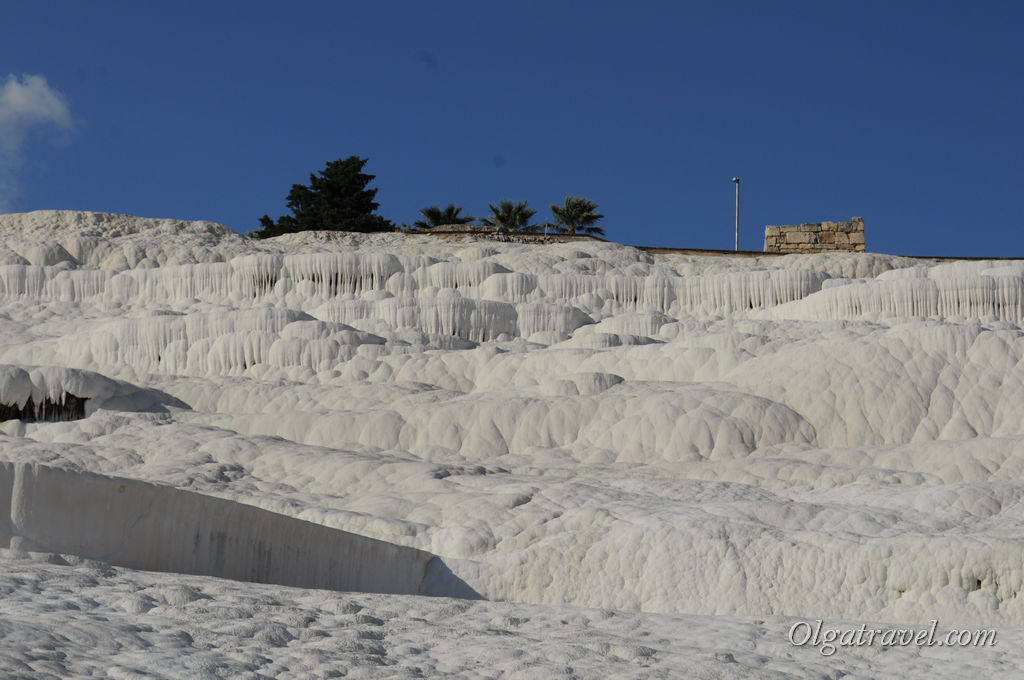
xmin=0 ymin=210 xmax=1022 ymax=677
xmin=0 ymin=461 xmax=456 ymax=596
xmin=2 ymin=548 xmax=1018 ymax=680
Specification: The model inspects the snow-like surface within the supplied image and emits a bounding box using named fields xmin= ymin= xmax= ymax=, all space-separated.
xmin=1 ymin=209 xmax=1023 ymax=677
xmin=3 ymin=549 xmax=1017 ymax=680
xmin=0 ymin=462 xmax=461 ymax=597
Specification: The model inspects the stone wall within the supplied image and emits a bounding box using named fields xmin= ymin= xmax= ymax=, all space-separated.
xmin=764 ymin=217 xmax=865 ymax=253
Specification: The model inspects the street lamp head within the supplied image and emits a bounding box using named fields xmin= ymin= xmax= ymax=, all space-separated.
xmin=732 ymin=177 xmax=740 ymax=183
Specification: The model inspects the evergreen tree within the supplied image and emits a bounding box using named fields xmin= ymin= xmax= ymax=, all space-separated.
xmin=252 ymin=157 xmax=393 ymax=238
xmin=414 ymin=204 xmax=475 ymax=229
xmin=480 ymin=200 xmax=536 ymax=232
xmin=549 ymin=196 xmax=605 ymax=236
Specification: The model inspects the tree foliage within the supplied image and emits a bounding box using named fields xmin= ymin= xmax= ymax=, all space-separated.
xmin=480 ymin=200 xmax=536 ymax=232
xmin=549 ymin=196 xmax=605 ymax=236
xmin=414 ymin=204 xmax=475 ymax=229
xmin=252 ymin=156 xmax=393 ymax=238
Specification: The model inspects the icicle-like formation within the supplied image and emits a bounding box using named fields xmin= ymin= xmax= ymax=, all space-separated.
xmin=267 ymin=337 xmax=363 ymax=373
xmin=675 ymin=269 xmax=831 ymax=314
xmin=396 ymin=253 xmax=441 ymax=271
xmin=309 ymin=295 xmax=590 ymax=343
xmin=0 ymin=254 xmax=407 ymax=306
xmin=590 ymin=312 xmax=672 ymax=337
xmin=0 ymin=364 xmax=174 ymax=420
xmin=0 ymin=365 xmax=34 ymax=409
xmin=313 ymin=293 xmax=519 ymax=343
xmin=0 ymin=246 xmax=831 ymax=325
xmin=412 ymin=261 xmax=511 ymax=292
xmin=531 ymin=269 xmax=829 ymax=316
xmin=57 ymin=309 xmax=311 ymax=376
xmin=46 ymin=269 xmax=115 ymax=301
xmin=283 ymin=253 xmax=403 ymax=297
xmin=926 ymin=260 xmax=1019 ymax=278
xmin=108 ymin=263 xmax=238 ymax=304
xmin=384 ymin=272 xmax=420 ymax=298
xmin=234 ymin=254 xmax=284 ymax=297
xmin=477 ymin=272 xmax=538 ymax=302
xmin=265 ymin=320 xmax=386 ymax=373
xmin=193 ymin=332 xmax=279 ymax=376
xmin=454 ymin=245 xmax=498 ymax=262
xmin=5 ymin=213 xmax=1024 ymax=391
xmin=0 ymin=393 xmax=86 ymax=422
xmin=515 ymin=302 xmax=593 ymax=337
xmin=768 ymin=275 xmax=1024 ymax=322
xmin=0 ymin=265 xmax=50 ymax=299
xmin=534 ymin=273 xmax=605 ymax=303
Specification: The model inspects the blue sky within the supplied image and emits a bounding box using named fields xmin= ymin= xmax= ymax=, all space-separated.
xmin=2 ymin=1 xmax=1021 ymax=256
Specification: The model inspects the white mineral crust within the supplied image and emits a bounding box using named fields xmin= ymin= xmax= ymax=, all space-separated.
xmin=0 ymin=210 xmax=1021 ymax=678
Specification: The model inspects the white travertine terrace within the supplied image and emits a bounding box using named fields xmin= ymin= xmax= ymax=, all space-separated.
xmin=0 ymin=210 xmax=1022 ymax=677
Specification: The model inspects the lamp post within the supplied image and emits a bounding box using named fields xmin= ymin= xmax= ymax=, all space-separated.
xmin=732 ymin=177 xmax=740 ymax=251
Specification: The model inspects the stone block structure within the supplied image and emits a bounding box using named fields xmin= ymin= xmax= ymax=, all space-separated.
xmin=764 ymin=217 xmax=865 ymax=254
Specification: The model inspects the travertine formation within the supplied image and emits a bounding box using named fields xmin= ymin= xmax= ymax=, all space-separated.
xmin=0 ymin=462 xmax=454 ymax=596
xmin=1 ymin=210 xmax=1024 ymax=678
xmin=764 ymin=216 xmax=865 ymax=253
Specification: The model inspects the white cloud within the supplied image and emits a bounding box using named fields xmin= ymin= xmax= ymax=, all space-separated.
xmin=0 ymin=74 xmax=73 ymax=210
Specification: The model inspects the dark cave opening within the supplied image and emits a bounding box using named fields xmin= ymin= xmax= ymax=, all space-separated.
xmin=0 ymin=393 xmax=88 ymax=422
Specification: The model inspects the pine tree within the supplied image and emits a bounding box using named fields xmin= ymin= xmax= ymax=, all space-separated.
xmin=252 ymin=157 xmax=393 ymax=238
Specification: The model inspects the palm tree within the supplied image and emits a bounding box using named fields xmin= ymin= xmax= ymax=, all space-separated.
xmin=414 ymin=204 xmax=475 ymax=229
xmin=480 ymin=200 xmax=536 ymax=232
xmin=550 ymin=196 xmax=605 ymax=236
